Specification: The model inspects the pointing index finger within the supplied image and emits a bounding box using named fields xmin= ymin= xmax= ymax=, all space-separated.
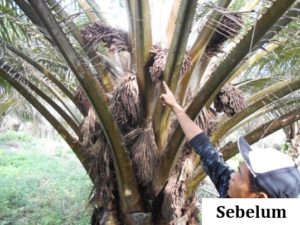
xmin=162 ymin=81 xmax=170 ymax=93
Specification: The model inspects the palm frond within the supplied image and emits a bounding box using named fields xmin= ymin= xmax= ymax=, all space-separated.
xmin=0 ymin=96 xmax=17 ymax=119
xmin=27 ymin=0 xmax=144 ymax=212
xmin=234 ymin=77 xmax=279 ymax=94
xmin=220 ymin=105 xmax=300 ymax=161
xmin=211 ymin=77 xmax=300 ymax=144
xmin=158 ymin=0 xmax=298 ymax=194
xmin=230 ymin=96 xmax=300 ymax=137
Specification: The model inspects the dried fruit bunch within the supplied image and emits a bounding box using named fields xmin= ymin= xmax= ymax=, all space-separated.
xmin=214 ymin=83 xmax=246 ymax=116
xmin=149 ymin=45 xmax=192 ymax=84
xmin=81 ymin=22 xmax=131 ymax=52
xmin=109 ymin=73 xmax=141 ymax=132
xmin=206 ymin=13 xmax=243 ymax=56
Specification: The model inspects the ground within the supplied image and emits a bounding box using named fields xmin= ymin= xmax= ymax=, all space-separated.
xmin=0 ymin=131 xmax=92 ymax=225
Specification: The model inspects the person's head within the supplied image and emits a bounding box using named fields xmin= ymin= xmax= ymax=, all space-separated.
xmin=228 ymin=161 xmax=268 ymax=198
xmin=228 ymin=137 xmax=300 ymax=198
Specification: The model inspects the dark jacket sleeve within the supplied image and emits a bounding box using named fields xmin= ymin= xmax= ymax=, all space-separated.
xmin=189 ymin=133 xmax=233 ymax=197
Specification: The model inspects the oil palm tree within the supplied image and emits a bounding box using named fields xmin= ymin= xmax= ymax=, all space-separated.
xmin=1 ymin=0 xmax=300 ymax=224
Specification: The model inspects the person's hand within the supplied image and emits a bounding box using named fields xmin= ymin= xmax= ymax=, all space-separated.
xmin=160 ymin=81 xmax=182 ymax=112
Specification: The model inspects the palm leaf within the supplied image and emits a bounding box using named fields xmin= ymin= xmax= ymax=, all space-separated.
xmin=211 ymin=77 xmax=300 ymax=144
xmin=0 ymin=96 xmax=17 ymax=119
xmin=234 ymin=77 xmax=278 ymax=94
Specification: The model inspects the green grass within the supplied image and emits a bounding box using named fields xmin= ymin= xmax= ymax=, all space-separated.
xmin=0 ymin=131 xmax=92 ymax=225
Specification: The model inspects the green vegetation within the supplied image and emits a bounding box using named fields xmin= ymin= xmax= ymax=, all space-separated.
xmin=0 ymin=131 xmax=92 ymax=225
xmin=0 ymin=0 xmax=299 ymax=223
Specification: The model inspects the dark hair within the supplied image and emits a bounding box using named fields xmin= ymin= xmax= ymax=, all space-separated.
xmin=249 ymin=172 xmax=271 ymax=197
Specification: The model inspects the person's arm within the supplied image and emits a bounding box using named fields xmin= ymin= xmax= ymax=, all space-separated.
xmin=189 ymin=133 xmax=233 ymax=197
xmin=160 ymin=81 xmax=233 ymax=197
xmin=160 ymin=81 xmax=203 ymax=141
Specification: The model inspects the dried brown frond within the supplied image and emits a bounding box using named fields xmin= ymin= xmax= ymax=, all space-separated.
xmin=149 ymin=45 xmax=192 ymax=86
xmin=183 ymin=197 xmax=200 ymax=225
xmin=149 ymin=45 xmax=167 ymax=83
xmin=178 ymin=148 xmax=195 ymax=178
xmin=109 ymin=73 xmax=141 ymax=132
xmin=168 ymin=196 xmax=200 ymax=225
xmin=185 ymin=93 xmax=217 ymax=136
xmin=80 ymin=108 xmax=96 ymax=147
xmin=131 ymin=122 xmax=158 ymax=185
xmin=81 ymin=22 xmax=131 ymax=53
xmin=182 ymin=54 xmax=192 ymax=76
xmin=214 ymin=83 xmax=247 ymax=116
xmin=80 ymin=109 xmax=113 ymax=208
xmin=195 ymin=107 xmax=217 ymax=136
xmin=162 ymin=172 xmax=186 ymax=222
xmin=88 ymin=138 xmax=113 ymax=208
xmin=162 ymin=148 xmax=195 ymax=222
xmin=75 ymin=87 xmax=91 ymax=116
xmin=91 ymin=207 xmax=118 ymax=225
xmin=125 ymin=127 xmax=144 ymax=147
xmin=206 ymin=13 xmax=243 ymax=56
xmin=75 ymin=84 xmax=112 ymax=117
